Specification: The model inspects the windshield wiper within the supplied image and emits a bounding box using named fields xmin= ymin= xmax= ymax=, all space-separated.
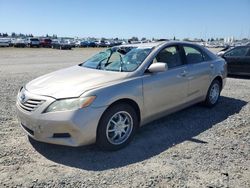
xmin=96 ymin=57 xmax=108 ymax=70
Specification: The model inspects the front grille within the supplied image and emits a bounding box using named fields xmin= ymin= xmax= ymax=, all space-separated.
xmin=18 ymin=98 xmax=45 ymax=112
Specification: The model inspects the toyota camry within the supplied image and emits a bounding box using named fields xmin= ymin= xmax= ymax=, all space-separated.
xmin=16 ymin=41 xmax=227 ymax=150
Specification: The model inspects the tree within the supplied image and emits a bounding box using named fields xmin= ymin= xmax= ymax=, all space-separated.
xmin=3 ymin=33 xmax=8 ymax=37
xmin=11 ymin=32 xmax=16 ymax=37
xmin=52 ymin=34 xmax=57 ymax=39
xmin=141 ymin=37 xmax=146 ymax=41
xmin=131 ymin=37 xmax=138 ymax=41
xmin=173 ymin=36 xmax=176 ymax=40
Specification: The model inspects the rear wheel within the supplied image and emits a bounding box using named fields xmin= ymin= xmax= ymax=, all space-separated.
xmin=204 ymin=79 xmax=221 ymax=107
xmin=97 ymin=103 xmax=138 ymax=151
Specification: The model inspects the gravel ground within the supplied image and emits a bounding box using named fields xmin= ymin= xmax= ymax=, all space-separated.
xmin=0 ymin=47 xmax=249 ymax=188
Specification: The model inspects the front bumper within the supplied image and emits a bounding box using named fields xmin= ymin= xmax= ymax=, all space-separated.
xmin=16 ymin=90 xmax=106 ymax=146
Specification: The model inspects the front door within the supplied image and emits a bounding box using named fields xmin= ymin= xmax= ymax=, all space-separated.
xmin=142 ymin=45 xmax=188 ymax=120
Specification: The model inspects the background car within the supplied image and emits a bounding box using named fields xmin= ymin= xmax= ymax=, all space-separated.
xmin=95 ymin=40 xmax=111 ymax=47
xmin=64 ymin=40 xmax=75 ymax=48
xmin=0 ymin=38 xmax=10 ymax=47
xmin=27 ymin=38 xmax=40 ymax=48
xmin=13 ymin=38 xmax=26 ymax=47
xmin=79 ymin=41 xmax=90 ymax=47
xmin=217 ymin=45 xmax=232 ymax=56
xmin=221 ymin=46 xmax=250 ymax=76
xmin=78 ymin=41 xmax=97 ymax=47
xmin=51 ymin=40 xmax=72 ymax=50
xmin=40 ymin=38 xmax=52 ymax=48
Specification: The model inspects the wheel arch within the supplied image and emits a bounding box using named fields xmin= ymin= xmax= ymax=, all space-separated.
xmin=96 ymin=98 xmax=141 ymax=137
xmin=103 ymin=98 xmax=141 ymax=124
xmin=212 ymin=76 xmax=223 ymax=90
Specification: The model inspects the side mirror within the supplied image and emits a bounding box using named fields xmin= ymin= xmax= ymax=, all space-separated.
xmin=148 ymin=62 xmax=168 ymax=73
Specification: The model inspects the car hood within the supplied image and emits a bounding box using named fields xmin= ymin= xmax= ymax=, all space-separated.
xmin=25 ymin=65 xmax=128 ymax=99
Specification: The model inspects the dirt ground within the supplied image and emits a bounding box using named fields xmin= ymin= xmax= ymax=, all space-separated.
xmin=0 ymin=47 xmax=249 ymax=188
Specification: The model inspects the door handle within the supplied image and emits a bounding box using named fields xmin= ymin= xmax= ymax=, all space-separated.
xmin=210 ymin=63 xmax=214 ymax=68
xmin=180 ymin=70 xmax=187 ymax=77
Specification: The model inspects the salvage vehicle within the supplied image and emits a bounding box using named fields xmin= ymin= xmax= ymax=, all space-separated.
xmin=51 ymin=40 xmax=72 ymax=50
xmin=16 ymin=41 xmax=227 ymax=150
xmin=220 ymin=46 xmax=250 ymax=76
xmin=0 ymin=38 xmax=10 ymax=47
xmin=13 ymin=38 xmax=26 ymax=48
xmin=40 ymin=38 xmax=52 ymax=48
xmin=27 ymin=38 xmax=40 ymax=48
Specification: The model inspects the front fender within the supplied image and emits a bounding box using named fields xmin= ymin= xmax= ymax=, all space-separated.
xmin=82 ymin=77 xmax=144 ymax=113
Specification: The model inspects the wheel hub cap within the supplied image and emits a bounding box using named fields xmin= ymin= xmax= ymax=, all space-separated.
xmin=106 ymin=111 xmax=133 ymax=145
xmin=209 ymin=83 xmax=220 ymax=104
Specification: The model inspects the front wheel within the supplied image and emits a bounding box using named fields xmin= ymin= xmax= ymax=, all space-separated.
xmin=97 ymin=103 xmax=138 ymax=150
xmin=204 ymin=80 xmax=221 ymax=107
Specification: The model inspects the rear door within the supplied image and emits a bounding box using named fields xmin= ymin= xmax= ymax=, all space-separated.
xmin=223 ymin=46 xmax=249 ymax=75
xmin=181 ymin=45 xmax=211 ymax=101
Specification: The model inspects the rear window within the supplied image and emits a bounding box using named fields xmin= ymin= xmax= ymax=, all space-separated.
xmin=183 ymin=46 xmax=204 ymax=64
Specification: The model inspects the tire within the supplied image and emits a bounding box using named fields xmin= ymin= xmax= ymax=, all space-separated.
xmin=97 ymin=103 xmax=138 ymax=151
xmin=204 ymin=79 xmax=221 ymax=107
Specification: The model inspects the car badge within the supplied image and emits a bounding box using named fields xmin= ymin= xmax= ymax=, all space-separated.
xmin=20 ymin=93 xmax=26 ymax=103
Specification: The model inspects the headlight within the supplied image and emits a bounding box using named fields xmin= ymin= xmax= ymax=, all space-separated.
xmin=44 ymin=96 xmax=96 ymax=113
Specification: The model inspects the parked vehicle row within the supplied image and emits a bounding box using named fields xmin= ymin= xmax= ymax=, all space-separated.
xmin=0 ymin=37 xmax=125 ymax=49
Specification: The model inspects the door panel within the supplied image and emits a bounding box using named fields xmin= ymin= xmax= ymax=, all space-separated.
xmin=182 ymin=46 xmax=211 ymax=100
xmin=186 ymin=62 xmax=211 ymax=100
xmin=142 ymin=65 xmax=188 ymax=119
xmin=224 ymin=56 xmax=242 ymax=74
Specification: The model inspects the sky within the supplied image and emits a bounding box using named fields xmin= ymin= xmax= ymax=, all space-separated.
xmin=0 ymin=0 xmax=250 ymax=39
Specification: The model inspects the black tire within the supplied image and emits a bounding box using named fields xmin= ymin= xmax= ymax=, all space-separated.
xmin=204 ymin=79 xmax=221 ymax=107
xmin=97 ymin=103 xmax=138 ymax=151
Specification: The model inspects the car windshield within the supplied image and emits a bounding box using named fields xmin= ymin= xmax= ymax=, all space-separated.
xmin=80 ymin=47 xmax=152 ymax=72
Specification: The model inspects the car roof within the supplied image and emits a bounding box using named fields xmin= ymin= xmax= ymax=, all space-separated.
xmin=118 ymin=42 xmax=164 ymax=48
xmin=118 ymin=41 xmax=203 ymax=49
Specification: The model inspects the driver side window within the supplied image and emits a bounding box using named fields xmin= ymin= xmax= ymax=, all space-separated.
xmin=154 ymin=46 xmax=183 ymax=69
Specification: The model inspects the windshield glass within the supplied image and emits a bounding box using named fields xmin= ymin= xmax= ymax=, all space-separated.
xmin=80 ymin=47 xmax=152 ymax=72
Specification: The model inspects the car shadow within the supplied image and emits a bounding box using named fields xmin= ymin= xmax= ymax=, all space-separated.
xmin=29 ymin=96 xmax=247 ymax=171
